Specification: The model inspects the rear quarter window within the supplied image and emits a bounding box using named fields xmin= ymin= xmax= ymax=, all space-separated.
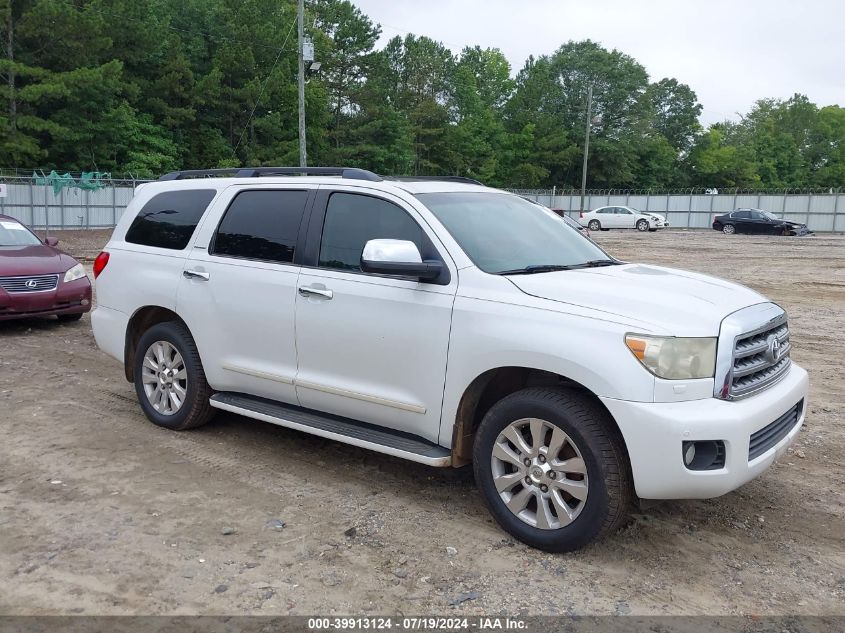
xmin=125 ymin=190 xmax=216 ymax=250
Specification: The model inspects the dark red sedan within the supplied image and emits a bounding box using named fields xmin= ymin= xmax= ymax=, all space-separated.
xmin=0 ymin=215 xmax=92 ymax=322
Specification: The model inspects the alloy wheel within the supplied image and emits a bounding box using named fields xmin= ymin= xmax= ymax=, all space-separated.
xmin=723 ymin=224 xmax=735 ymax=234
xmin=491 ymin=417 xmax=589 ymax=530
xmin=141 ymin=341 xmax=188 ymax=416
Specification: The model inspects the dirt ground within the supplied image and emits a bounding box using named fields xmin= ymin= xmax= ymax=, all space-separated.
xmin=1 ymin=229 xmax=843 ymax=616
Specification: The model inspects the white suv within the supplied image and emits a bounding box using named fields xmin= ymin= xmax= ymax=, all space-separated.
xmin=92 ymin=167 xmax=808 ymax=552
xmin=580 ymin=205 xmax=668 ymax=231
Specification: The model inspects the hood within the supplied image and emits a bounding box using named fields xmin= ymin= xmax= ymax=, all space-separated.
xmin=647 ymin=213 xmax=666 ymax=220
xmin=0 ymin=244 xmax=75 ymax=276
xmin=507 ymin=263 xmax=767 ymax=336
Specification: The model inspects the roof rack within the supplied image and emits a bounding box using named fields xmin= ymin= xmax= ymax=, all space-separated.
xmin=158 ymin=167 xmax=382 ymax=182
xmin=386 ymin=175 xmax=484 ymax=186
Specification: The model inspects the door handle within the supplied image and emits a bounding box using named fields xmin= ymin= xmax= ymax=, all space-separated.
xmin=183 ymin=269 xmax=210 ymax=281
xmin=298 ymin=285 xmax=333 ymax=300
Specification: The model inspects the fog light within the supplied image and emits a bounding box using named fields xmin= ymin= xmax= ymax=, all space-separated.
xmin=682 ymin=440 xmax=726 ymax=471
xmin=81 ymin=299 xmax=89 ymax=306
xmin=684 ymin=443 xmax=696 ymax=466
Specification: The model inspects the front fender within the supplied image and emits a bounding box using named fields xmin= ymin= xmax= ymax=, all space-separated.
xmin=437 ymin=294 xmax=655 ymax=447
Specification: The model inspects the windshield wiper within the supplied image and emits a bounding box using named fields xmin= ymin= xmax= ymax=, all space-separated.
xmin=497 ymin=260 xmax=619 ymax=275
xmin=496 ymin=264 xmax=577 ymax=275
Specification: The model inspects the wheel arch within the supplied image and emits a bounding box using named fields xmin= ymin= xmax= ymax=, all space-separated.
xmin=124 ymin=306 xmax=192 ymax=382
xmin=449 ymin=366 xmax=628 ymax=468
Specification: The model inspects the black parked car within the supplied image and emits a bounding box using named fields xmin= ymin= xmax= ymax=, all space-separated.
xmin=712 ymin=208 xmax=813 ymax=236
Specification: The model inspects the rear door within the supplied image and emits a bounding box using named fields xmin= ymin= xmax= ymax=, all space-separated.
xmin=595 ymin=207 xmax=616 ymax=227
xmin=732 ymin=210 xmax=752 ymax=233
xmin=293 ymin=187 xmax=457 ymax=443
xmin=176 ymin=186 xmax=313 ymax=403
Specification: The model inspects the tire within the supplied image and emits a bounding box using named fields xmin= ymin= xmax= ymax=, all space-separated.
xmin=587 ymin=220 xmax=601 ymax=231
xmin=57 ymin=313 xmax=83 ymax=322
xmin=636 ymin=219 xmax=649 ymax=232
xmin=133 ymin=321 xmax=215 ymax=431
xmin=722 ymin=224 xmax=736 ymax=235
xmin=472 ymin=387 xmax=632 ymax=552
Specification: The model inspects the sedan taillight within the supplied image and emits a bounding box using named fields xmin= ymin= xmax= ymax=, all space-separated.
xmin=93 ymin=251 xmax=110 ymax=279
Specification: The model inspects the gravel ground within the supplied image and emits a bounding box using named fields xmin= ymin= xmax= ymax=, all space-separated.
xmin=0 ymin=229 xmax=843 ymax=616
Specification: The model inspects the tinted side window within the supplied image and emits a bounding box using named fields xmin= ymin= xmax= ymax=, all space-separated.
xmin=212 ymin=190 xmax=308 ymax=264
xmin=596 ymin=208 xmax=610 ymax=214
xmin=319 ymin=193 xmax=424 ymax=272
xmin=734 ymin=210 xmax=751 ymax=219
xmin=126 ymin=190 xmax=216 ymax=250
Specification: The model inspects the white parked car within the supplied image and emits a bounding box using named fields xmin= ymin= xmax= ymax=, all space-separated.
xmin=91 ymin=167 xmax=808 ymax=552
xmin=580 ymin=206 xmax=668 ymax=232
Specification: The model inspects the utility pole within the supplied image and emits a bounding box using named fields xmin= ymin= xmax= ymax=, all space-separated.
xmin=297 ymin=0 xmax=307 ymax=167
xmin=579 ymin=84 xmax=593 ymax=215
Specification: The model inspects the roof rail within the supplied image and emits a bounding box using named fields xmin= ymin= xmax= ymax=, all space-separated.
xmin=158 ymin=167 xmax=382 ymax=182
xmin=386 ymin=175 xmax=484 ymax=186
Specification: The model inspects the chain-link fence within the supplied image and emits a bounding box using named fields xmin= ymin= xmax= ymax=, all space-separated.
xmin=1 ymin=174 xmax=843 ymax=232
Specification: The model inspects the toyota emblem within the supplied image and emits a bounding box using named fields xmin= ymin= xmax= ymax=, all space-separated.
xmin=25 ymin=279 xmax=38 ymax=289
xmin=766 ymin=335 xmax=782 ymax=363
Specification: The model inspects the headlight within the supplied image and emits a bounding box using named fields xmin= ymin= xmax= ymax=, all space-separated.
xmin=63 ymin=263 xmax=86 ymax=283
xmin=625 ymin=334 xmax=717 ymax=379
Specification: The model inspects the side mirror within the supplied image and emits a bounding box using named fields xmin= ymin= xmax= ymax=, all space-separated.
xmin=45 ymin=237 xmax=59 ymax=247
xmin=360 ymin=239 xmax=443 ymax=281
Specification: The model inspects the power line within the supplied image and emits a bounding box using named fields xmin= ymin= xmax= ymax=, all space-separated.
xmin=232 ymin=18 xmax=298 ymax=157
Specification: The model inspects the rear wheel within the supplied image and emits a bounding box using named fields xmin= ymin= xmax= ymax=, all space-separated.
xmin=134 ymin=321 xmax=215 ymax=430
xmin=636 ymin=219 xmax=649 ymax=232
xmin=473 ymin=387 xmax=632 ymax=552
xmin=722 ymin=224 xmax=736 ymax=235
xmin=587 ymin=220 xmax=601 ymax=231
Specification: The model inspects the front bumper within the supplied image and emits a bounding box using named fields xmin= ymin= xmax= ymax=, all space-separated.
xmin=601 ymin=363 xmax=809 ymax=499
xmin=0 ymin=276 xmax=92 ymax=321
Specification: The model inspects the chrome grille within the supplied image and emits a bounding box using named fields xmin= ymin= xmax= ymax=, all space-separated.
xmin=730 ymin=317 xmax=791 ymax=398
xmin=0 ymin=274 xmax=59 ymax=293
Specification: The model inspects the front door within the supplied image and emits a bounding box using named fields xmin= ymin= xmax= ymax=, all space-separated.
xmin=176 ymin=186 xmax=313 ymax=404
xmin=293 ymin=188 xmax=457 ymax=443
xmin=616 ymin=207 xmax=636 ymax=228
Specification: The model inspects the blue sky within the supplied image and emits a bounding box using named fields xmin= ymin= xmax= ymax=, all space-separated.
xmin=351 ymin=0 xmax=844 ymax=125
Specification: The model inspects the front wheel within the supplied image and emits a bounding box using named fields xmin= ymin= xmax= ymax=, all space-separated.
xmin=587 ymin=219 xmax=601 ymax=231
xmin=723 ymin=224 xmax=736 ymax=235
xmin=134 ymin=321 xmax=215 ymax=430
xmin=473 ymin=387 xmax=632 ymax=552
xmin=636 ymin=219 xmax=649 ymax=232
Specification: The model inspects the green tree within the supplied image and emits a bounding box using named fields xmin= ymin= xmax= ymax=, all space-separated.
xmin=646 ymin=78 xmax=702 ymax=152
xmin=313 ymin=0 xmax=380 ymax=162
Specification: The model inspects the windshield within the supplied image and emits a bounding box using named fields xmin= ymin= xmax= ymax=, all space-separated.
xmin=417 ymin=192 xmax=614 ymax=274
xmin=0 ymin=219 xmax=42 ymax=247
xmin=759 ymin=210 xmax=777 ymax=220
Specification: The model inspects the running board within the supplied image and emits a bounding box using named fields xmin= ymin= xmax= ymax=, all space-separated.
xmin=209 ymin=392 xmax=452 ymax=467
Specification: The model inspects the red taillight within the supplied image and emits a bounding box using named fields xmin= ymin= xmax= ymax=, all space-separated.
xmin=93 ymin=251 xmax=110 ymax=279
xmin=579 ymin=211 xmax=584 ymax=218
